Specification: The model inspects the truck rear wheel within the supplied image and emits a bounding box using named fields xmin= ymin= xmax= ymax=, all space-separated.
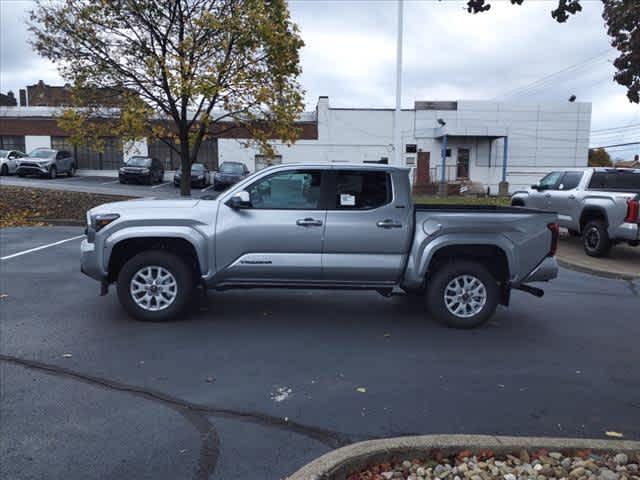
xmin=116 ymin=250 xmax=195 ymax=321
xmin=426 ymin=261 xmax=499 ymax=329
xmin=582 ymin=220 xmax=611 ymax=257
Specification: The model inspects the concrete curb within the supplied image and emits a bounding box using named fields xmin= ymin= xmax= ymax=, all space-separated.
xmin=287 ymin=434 xmax=640 ymax=480
xmin=557 ymin=258 xmax=639 ymax=281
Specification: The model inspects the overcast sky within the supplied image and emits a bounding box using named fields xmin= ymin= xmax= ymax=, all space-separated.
xmin=1 ymin=0 xmax=638 ymax=159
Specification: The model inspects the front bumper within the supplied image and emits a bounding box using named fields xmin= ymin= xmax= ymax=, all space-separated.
xmin=119 ymin=172 xmax=151 ymax=182
xmin=522 ymin=256 xmax=559 ymax=283
xmin=17 ymin=164 xmax=50 ymax=175
xmin=80 ymin=239 xmax=107 ymax=282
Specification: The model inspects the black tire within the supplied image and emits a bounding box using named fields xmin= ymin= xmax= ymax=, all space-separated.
xmin=582 ymin=220 xmax=611 ymax=257
xmin=119 ymin=179 xmax=126 ymax=184
xmin=49 ymin=165 xmax=57 ymax=179
xmin=117 ymin=250 xmax=195 ymax=322
xmin=511 ymin=198 xmax=525 ymax=207
xmin=67 ymin=164 xmax=76 ymax=177
xmin=17 ymin=170 xmax=25 ymax=177
xmin=0 ymin=164 xmax=8 ymax=176
xmin=426 ymin=260 xmax=499 ymax=329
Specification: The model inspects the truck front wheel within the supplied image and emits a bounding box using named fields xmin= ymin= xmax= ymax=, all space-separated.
xmin=116 ymin=250 xmax=195 ymax=321
xmin=426 ymin=261 xmax=499 ymax=329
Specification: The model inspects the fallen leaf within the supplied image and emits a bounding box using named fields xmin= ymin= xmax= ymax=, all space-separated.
xmin=179 ymin=449 xmax=187 ymax=454
xmin=205 ymin=377 xmax=215 ymax=383
xmin=356 ymin=387 xmax=367 ymax=393
xmin=62 ymin=353 xmax=72 ymax=358
xmin=605 ymin=431 xmax=624 ymax=438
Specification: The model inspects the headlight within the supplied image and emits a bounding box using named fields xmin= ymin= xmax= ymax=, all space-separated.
xmin=119 ymin=167 xmax=125 ymax=172
xmin=197 ymin=174 xmax=204 ymax=179
xmin=91 ymin=213 xmax=120 ymax=231
xmin=141 ymin=168 xmax=150 ymax=174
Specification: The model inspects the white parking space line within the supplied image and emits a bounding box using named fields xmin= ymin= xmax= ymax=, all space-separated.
xmin=1 ymin=235 xmax=85 ymax=261
xmin=101 ymin=179 xmax=120 ymax=185
xmin=201 ymin=184 xmax=216 ymax=192
xmin=151 ymin=182 xmax=171 ymax=189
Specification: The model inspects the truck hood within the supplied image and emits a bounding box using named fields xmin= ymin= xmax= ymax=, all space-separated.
xmin=89 ymin=198 xmax=202 ymax=215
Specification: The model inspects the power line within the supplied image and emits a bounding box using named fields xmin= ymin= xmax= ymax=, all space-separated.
xmin=494 ymin=50 xmax=611 ymax=100
xmin=591 ymin=141 xmax=640 ymax=149
xmin=592 ymin=123 xmax=640 ymax=133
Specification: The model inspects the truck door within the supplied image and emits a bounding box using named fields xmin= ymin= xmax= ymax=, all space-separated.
xmin=529 ymin=171 xmax=563 ymax=209
xmin=322 ymin=169 xmax=412 ymax=284
xmin=548 ymin=171 xmax=583 ymax=229
xmin=214 ymin=169 xmax=327 ymax=282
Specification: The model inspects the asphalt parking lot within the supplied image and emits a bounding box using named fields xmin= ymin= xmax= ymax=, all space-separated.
xmin=1 ymin=227 xmax=640 ymax=480
xmin=0 ymin=173 xmax=220 ymax=199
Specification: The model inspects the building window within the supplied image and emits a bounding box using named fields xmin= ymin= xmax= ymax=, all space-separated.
xmin=405 ymin=144 xmax=417 ymax=153
xmin=148 ymin=138 xmax=218 ymax=170
xmin=445 ymin=148 xmax=451 ymax=157
xmin=0 ymin=135 xmax=26 ymax=152
xmin=51 ymin=136 xmax=122 ymax=169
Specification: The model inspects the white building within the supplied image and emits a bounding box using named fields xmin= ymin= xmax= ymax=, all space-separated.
xmin=0 ymin=96 xmax=590 ymax=193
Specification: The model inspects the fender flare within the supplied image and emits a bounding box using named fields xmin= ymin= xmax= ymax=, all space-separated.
xmin=104 ymin=226 xmax=209 ymax=275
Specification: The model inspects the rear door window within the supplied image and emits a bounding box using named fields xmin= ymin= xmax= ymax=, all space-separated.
xmin=589 ymin=171 xmax=640 ymax=191
xmin=331 ymin=170 xmax=391 ymax=210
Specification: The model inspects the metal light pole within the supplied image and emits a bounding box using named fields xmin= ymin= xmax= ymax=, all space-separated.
xmin=392 ymin=0 xmax=404 ymax=166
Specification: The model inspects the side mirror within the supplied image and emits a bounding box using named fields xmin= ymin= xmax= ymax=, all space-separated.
xmin=531 ymin=184 xmax=540 ymax=190
xmin=226 ymin=190 xmax=251 ymax=209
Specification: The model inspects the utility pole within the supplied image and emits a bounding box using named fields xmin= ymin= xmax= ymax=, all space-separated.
xmin=392 ymin=0 xmax=403 ymax=166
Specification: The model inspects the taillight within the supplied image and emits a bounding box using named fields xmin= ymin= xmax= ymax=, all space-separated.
xmin=547 ymin=223 xmax=559 ymax=257
xmin=624 ymin=198 xmax=639 ymax=224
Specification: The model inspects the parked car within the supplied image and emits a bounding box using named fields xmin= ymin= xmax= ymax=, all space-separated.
xmin=16 ymin=148 xmax=76 ymax=178
xmin=212 ymin=161 xmax=250 ymax=190
xmin=511 ymin=168 xmax=640 ymax=257
xmin=81 ymin=163 xmax=559 ymax=329
xmin=119 ymin=156 xmax=164 ymax=185
xmin=173 ymin=163 xmax=211 ymax=188
xmin=0 ymin=149 xmax=26 ymax=175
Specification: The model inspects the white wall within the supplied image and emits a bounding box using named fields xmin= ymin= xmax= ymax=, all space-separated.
xmin=25 ymin=135 xmax=51 ymax=153
xmin=123 ymin=139 xmax=148 ymax=161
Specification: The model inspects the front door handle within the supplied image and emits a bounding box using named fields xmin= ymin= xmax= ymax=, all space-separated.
xmin=568 ymin=194 xmax=576 ymax=200
xmin=296 ymin=218 xmax=323 ymax=227
xmin=376 ymin=219 xmax=402 ymax=229
xmin=545 ymin=194 xmax=551 ymax=198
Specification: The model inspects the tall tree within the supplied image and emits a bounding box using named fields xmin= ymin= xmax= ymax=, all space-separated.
xmin=588 ymin=147 xmax=613 ymax=167
xmin=464 ymin=0 xmax=640 ymax=104
xmin=30 ymin=0 xmax=304 ymax=196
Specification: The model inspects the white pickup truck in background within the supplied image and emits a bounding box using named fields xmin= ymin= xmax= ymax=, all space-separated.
xmin=512 ymin=168 xmax=640 ymax=257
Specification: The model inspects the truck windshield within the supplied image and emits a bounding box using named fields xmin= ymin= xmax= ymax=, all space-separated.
xmin=29 ymin=149 xmax=56 ymax=159
xmin=588 ymin=171 xmax=640 ymax=192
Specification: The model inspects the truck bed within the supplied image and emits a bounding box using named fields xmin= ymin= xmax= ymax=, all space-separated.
xmin=414 ymin=203 xmax=549 ymax=214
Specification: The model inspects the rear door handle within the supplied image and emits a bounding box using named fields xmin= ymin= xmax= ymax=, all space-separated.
xmin=376 ymin=219 xmax=402 ymax=229
xmin=296 ymin=218 xmax=323 ymax=227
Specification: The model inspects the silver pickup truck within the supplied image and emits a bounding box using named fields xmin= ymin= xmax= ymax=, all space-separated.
xmin=81 ymin=164 xmax=559 ymax=328
xmin=511 ymin=168 xmax=640 ymax=257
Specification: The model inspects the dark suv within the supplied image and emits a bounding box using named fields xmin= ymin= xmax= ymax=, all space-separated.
xmin=213 ymin=161 xmax=250 ymax=190
xmin=119 ymin=156 xmax=164 ymax=185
